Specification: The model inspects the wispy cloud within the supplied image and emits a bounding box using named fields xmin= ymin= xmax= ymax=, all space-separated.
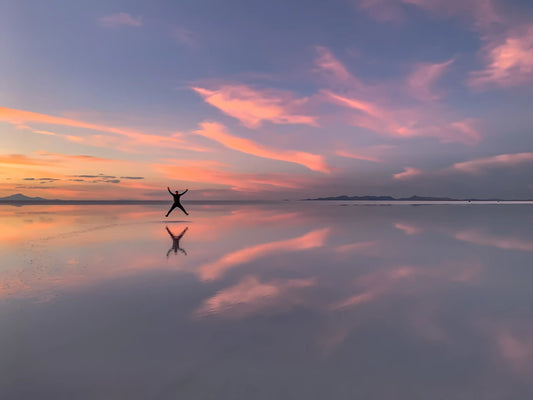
xmin=470 ymin=26 xmax=533 ymax=89
xmin=331 ymin=260 xmax=481 ymax=311
xmin=197 ymin=228 xmax=329 ymax=281
xmin=455 ymin=229 xmax=533 ymax=252
xmin=494 ymin=324 xmax=533 ymax=378
xmin=394 ymin=222 xmax=423 ymax=235
xmin=35 ymin=151 xmax=119 ymax=163
xmin=335 ymin=150 xmax=380 ymax=162
xmin=323 ymin=91 xmax=481 ymax=144
xmin=98 ymin=12 xmax=142 ymax=28
xmin=451 ymin=152 xmax=533 ymax=174
xmin=153 ymin=160 xmax=312 ymax=192
xmin=195 ymin=121 xmax=332 ymax=173
xmin=386 ymin=151 xmax=533 ymax=183
xmin=0 ymin=154 xmax=55 ymax=167
xmin=71 ymin=174 xmax=117 ymax=179
xmin=408 ymin=58 xmax=455 ymax=100
xmin=192 ymin=85 xmax=318 ymax=128
xmin=324 ymin=90 xmax=384 ymax=119
xmin=393 ymin=167 xmax=423 ymax=180
xmin=0 ymin=107 xmax=209 ymax=153
xmin=314 ymin=46 xmax=354 ymax=82
xmin=314 ymin=49 xmax=481 ymax=145
xmin=194 ymin=276 xmax=316 ymax=319
xmin=335 ymin=144 xmax=394 ymax=163
xmin=335 ymin=240 xmax=379 ymax=254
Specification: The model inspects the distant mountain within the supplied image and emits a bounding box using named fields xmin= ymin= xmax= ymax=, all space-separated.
xmin=0 ymin=193 xmax=48 ymax=201
xmin=0 ymin=193 xmax=168 ymax=205
xmin=305 ymin=194 xmax=506 ymax=201
xmin=307 ymin=195 xmax=396 ymax=201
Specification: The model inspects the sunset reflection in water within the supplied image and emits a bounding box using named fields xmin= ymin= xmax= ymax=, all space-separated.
xmin=1 ymin=202 xmax=532 ymax=398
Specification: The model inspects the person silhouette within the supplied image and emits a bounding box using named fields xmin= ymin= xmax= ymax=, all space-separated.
xmin=166 ymin=226 xmax=188 ymax=257
xmin=166 ymin=187 xmax=189 ymax=217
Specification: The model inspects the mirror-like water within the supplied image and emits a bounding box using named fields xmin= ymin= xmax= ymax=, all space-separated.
xmin=1 ymin=203 xmax=532 ymax=399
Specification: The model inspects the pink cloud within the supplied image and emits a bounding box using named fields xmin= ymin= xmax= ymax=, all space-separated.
xmin=98 ymin=12 xmax=142 ymax=28
xmin=335 ymin=144 xmax=395 ymax=163
xmin=195 ymin=121 xmax=332 ymax=173
xmin=393 ymin=167 xmax=423 ymax=180
xmin=408 ymin=58 xmax=454 ymax=100
xmin=34 ymin=151 xmax=119 ymax=163
xmin=335 ymin=150 xmax=380 ymax=162
xmin=313 ymin=49 xmax=482 ymax=145
xmin=321 ymin=91 xmax=408 ymax=138
xmin=331 ymin=260 xmax=482 ymax=311
xmin=153 ymin=160 xmax=312 ymax=192
xmin=0 ymin=107 xmax=209 ymax=153
xmin=451 ymin=152 xmax=533 ymax=174
xmin=335 ymin=240 xmax=379 ymax=254
xmin=192 ymin=85 xmax=318 ymax=128
xmin=0 ymin=154 xmax=56 ymax=167
xmin=197 ymin=228 xmax=330 ymax=281
xmin=329 ymin=91 xmax=479 ymax=144
xmin=447 ymin=119 xmax=482 ymax=144
xmin=454 ymin=229 xmax=533 ymax=252
xmin=322 ymin=90 xmax=482 ymax=144
xmin=194 ymin=276 xmax=316 ymax=319
xmin=331 ymin=266 xmax=417 ymax=310
xmin=314 ymin=46 xmax=354 ymax=82
xmin=495 ymin=325 xmax=533 ymax=377
xmin=324 ymin=90 xmax=384 ymax=119
xmin=394 ymin=222 xmax=423 ymax=235
xmin=470 ymin=26 xmax=533 ymax=88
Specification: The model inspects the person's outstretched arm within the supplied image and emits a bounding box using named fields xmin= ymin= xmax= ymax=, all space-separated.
xmin=166 ymin=226 xmax=176 ymax=239
xmin=177 ymin=226 xmax=188 ymax=240
xmin=180 ymin=189 xmax=189 ymax=195
xmin=167 ymin=187 xmax=173 ymax=195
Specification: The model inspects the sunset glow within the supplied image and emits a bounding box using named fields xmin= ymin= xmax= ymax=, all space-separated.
xmin=2 ymin=0 xmax=532 ymax=200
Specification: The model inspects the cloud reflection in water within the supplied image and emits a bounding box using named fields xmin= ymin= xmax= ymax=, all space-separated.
xmin=1 ymin=203 xmax=533 ymax=398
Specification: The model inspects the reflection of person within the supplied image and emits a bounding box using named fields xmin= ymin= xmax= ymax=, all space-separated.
xmin=166 ymin=226 xmax=188 ymax=257
xmin=166 ymin=187 xmax=189 ymax=217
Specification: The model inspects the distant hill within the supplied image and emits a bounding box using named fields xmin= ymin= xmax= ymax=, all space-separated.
xmin=0 ymin=193 xmax=49 ymax=201
xmin=0 ymin=193 xmax=168 ymax=205
xmin=0 ymin=193 xmax=257 ymax=206
xmin=305 ymin=194 xmax=506 ymax=201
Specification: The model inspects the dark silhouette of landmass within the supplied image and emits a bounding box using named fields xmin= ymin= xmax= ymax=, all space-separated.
xmin=304 ymin=194 xmax=529 ymax=201
xmin=0 ymin=193 xmax=167 ymax=205
xmin=0 ymin=193 xmax=49 ymax=201
xmin=1 ymin=193 xmax=531 ymax=205
xmin=0 ymin=193 xmax=269 ymax=205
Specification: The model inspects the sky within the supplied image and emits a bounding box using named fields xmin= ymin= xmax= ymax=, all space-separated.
xmin=1 ymin=0 xmax=533 ymax=200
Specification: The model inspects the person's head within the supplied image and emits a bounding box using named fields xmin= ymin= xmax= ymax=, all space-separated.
xmin=175 ymin=191 xmax=179 ymax=194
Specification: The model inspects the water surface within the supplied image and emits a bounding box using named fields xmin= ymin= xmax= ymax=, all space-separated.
xmin=1 ymin=202 xmax=532 ymax=399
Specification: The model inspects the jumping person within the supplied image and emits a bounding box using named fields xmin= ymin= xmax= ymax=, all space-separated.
xmin=166 ymin=187 xmax=189 ymax=217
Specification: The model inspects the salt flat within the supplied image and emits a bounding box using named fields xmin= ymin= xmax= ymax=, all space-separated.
xmin=1 ymin=202 xmax=532 ymax=399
